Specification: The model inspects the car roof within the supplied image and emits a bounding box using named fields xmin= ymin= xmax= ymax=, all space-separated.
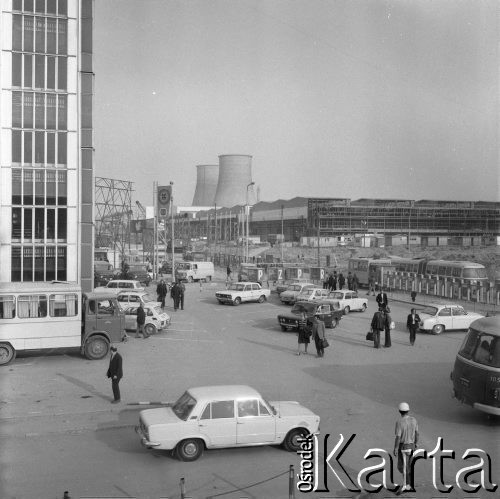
xmin=188 ymin=385 xmax=261 ymax=400
xmin=469 ymin=316 xmax=500 ymax=336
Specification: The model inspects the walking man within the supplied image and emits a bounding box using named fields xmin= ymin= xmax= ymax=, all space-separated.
xmin=338 ymin=272 xmax=345 ymax=290
xmin=135 ymin=302 xmax=149 ymax=338
xmin=394 ymin=402 xmax=419 ymax=494
xmin=406 ymin=308 xmax=421 ymax=346
xmin=178 ymin=280 xmax=186 ymax=310
xmin=376 ymin=287 xmax=389 ymax=310
xmin=352 ymin=273 xmax=359 ymax=292
xmin=106 ymin=346 xmax=123 ymax=404
xmin=156 ymin=279 xmax=168 ymax=309
xmin=347 ymin=272 xmax=353 ymax=290
xmin=367 ymin=271 xmax=376 ymax=296
xmin=171 ymin=281 xmax=181 ymax=311
xmin=370 ymin=307 xmax=388 ymax=349
xmin=312 ymin=314 xmax=326 ymax=358
xmin=384 ymin=306 xmax=393 ymax=348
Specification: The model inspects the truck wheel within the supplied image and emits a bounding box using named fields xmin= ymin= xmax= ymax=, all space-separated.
xmin=84 ymin=336 xmax=109 ymax=360
xmin=258 ymin=295 xmax=266 ymax=303
xmin=344 ymin=306 xmax=350 ymax=315
xmin=233 ymin=297 xmax=241 ymax=306
xmin=144 ymin=323 xmax=157 ymax=336
xmin=283 ymin=428 xmax=309 ymax=452
xmin=175 ymin=438 xmax=203 ymax=461
xmin=0 ymin=343 xmax=16 ymax=366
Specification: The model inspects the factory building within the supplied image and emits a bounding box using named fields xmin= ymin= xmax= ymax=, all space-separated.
xmin=186 ymin=197 xmax=500 ymax=246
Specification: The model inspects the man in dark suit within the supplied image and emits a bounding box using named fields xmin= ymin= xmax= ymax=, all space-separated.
xmin=406 ymin=308 xmax=421 ymax=346
xmin=106 ymin=346 xmax=123 ymax=403
xmin=156 ymin=279 xmax=168 ymax=309
xmin=376 ymin=288 xmax=389 ymax=310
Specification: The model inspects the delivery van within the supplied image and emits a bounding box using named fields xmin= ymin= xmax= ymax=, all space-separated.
xmin=175 ymin=261 xmax=214 ymax=282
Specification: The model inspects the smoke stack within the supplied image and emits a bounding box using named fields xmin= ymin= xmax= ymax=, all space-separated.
xmin=214 ymin=154 xmax=255 ymax=208
xmin=192 ymin=165 xmax=219 ymax=206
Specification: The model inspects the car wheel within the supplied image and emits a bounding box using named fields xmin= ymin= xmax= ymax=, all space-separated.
xmin=258 ymin=295 xmax=266 ymax=303
xmin=144 ymin=323 xmax=157 ymax=336
xmin=84 ymin=336 xmax=109 ymax=360
xmin=233 ymin=297 xmax=241 ymax=306
xmin=0 ymin=343 xmax=16 ymax=366
xmin=218 ymin=300 xmax=224 ymax=305
xmin=361 ymin=303 xmax=367 ymax=312
xmin=280 ymin=325 xmax=287 ymax=331
xmin=330 ymin=318 xmax=339 ymax=329
xmin=432 ymin=324 xmax=445 ymax=335
xmin=188 ymin=276 xmax=193 ymax=283
xmin=175 ymin=438 xmax=204 ymax=462
xmin=283 ymin=428 xmax=309 ymax=452
xmin=344 ymin=306 xmax=350 ymax=315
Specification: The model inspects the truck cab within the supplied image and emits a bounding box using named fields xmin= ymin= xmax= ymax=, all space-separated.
xmin=82 ymin=292 xmax=126 ymax=360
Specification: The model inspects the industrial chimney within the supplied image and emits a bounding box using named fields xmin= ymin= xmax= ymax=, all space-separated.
xmin=191 ymin=164 xmax=219 ymax=206
xmin=214 ymin=154 xmax=255 ymax=208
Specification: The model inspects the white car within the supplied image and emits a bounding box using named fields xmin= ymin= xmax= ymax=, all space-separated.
xmin=280 ymin=283 xmax=316 ymax=305
xmin=123 ymin=303 xmax=170 ymax=335
xmin=94 ymin=279 xmax=144 ymax=292
xmin=295 ymin=287 xmax=330 ymax=302
xmin=326 ymin=290 xmax=368 ymax=314
xmin=116 ymin=290 xmax=159 ymax=310
xmin=419 ymin=304 xmax=484 ymax=335
xmin=135 ymin=385 xmax=320 ymax=461
xmin=215 ymin=282 xmax=271 ymax=305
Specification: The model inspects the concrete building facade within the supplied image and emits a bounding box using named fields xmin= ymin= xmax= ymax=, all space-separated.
xmin=0 ymin=0 xmax=94 ymax=291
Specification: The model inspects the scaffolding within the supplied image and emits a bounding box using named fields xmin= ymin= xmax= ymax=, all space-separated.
xmin=94 ymin=177 xmax=133 ymax=262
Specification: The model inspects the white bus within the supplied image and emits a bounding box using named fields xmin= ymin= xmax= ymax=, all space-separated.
xmin=0 ymin=282 xmax=125 ymax=365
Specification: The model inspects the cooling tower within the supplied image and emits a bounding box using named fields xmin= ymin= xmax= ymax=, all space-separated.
xmin=191 ymin=165 xmax=219 ymax=206
xmin=214 ymin=154 xmax=255 ymax=208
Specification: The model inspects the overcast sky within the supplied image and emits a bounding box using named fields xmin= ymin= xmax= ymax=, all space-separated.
xmin=94 ymin=0 xmax=499 ymax=207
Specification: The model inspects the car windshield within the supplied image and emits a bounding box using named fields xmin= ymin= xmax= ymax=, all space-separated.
xmin=291 ymin=303 xmax=315 ymax=314
xmin=299 ymin=289 xmax=314 ymax=297
xmin=421 ymin=306 xmax=438 ymax=316
xmin=153 ymin=306 xmax=163 ymax=315
xmin=172 ymin=391 xmax=197 ymax=421
xmin=329 ymin=292 xmax=343 ymax=299
xmin=229 ymin=283 xmax=246 ymax=291
xmin=289 ymin=285 xmax=301 ymax=291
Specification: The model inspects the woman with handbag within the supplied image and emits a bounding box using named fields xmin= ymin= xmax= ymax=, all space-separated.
xmin=312 ymin=314 xmax=327 ymax=358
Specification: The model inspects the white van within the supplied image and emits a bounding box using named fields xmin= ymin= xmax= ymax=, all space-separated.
xmin=175 ymin=261 xmax=214 ymax=282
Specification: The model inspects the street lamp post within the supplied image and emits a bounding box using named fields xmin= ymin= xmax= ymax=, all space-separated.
xmin=246 ymin=182 xmax=255 ymax=263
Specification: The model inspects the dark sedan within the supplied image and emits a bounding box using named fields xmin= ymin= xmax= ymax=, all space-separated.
xmin=277 ymin=300 xmax=342 ymax=331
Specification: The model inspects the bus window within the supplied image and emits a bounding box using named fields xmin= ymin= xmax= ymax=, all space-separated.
xmin=0 ymin=295 xmax=16 ymax=318
xmin=18 ymin=295 xmax=47 ymax=318
xmin=463 ymin=268 xmax=484 ymax=279
xmin=473 ymin=336 xmax=500 ymax=368
xmin=49 ymin=294 xmax=77 ymax=317
xmin=452 ymin=267 xmax=461 ymax=277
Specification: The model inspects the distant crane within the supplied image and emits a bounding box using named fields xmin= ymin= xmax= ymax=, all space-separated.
xmin=135 ymin=200 xmax=146 ymax=219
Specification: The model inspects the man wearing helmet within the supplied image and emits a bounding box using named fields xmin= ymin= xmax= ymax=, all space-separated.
xmin=394 ymin=402 xmax=419 ymax=494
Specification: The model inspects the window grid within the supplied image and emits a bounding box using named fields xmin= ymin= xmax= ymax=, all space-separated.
xmin=11 ymin=245 xmax=66 ymax=282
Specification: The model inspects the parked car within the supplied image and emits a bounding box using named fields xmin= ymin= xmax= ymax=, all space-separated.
xmin=276 ymin=279 xmax=310 ymax=295
xmin=135 ymin=385 xmax=320 ymax=461
xmin=418 ymin=304 xmax=484 ymax=335
xmin=215 ymin=282 xmax=271 ymax=306
xmin=277 ymin=300 xmax=343 ymax=331
xmin=94 ymin=280 xmax=144 ymax=292
xmin=295 ymin=287 xmax=330 ymax=302
xmin=123 ymin=303 xmax=170 ymax=336
xmin=280 ymin=283 xmax=316 ymax=305
xmin=325 ymin=290 xmax=368 ymax=314
xmin=116 ymin=290 xmax=159 ymax=310
xmin=125 ymin=265 xmax=152 ymax=287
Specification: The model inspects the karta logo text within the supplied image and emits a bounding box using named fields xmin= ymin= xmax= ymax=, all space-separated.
xmin=296 ymin=433 xmax=497 ymax=494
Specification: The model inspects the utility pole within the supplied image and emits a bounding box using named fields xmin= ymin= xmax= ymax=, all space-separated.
xmin=317 ymin=211 xmax=320 ymax=267
xmin=170 ymin=181 xmax=174 ymax=280
xmin=281 ymin=204 xmax=284 ymax=263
